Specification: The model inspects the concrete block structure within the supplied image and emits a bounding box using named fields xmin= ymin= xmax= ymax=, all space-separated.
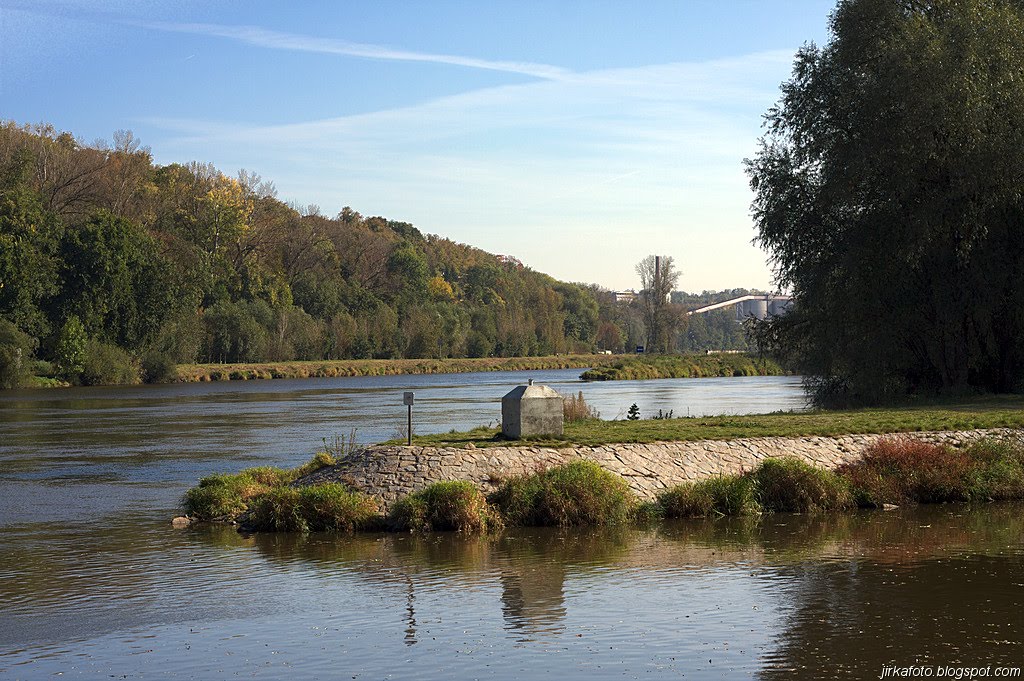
xmin=501 ymin=380 xmax=564 ymax=439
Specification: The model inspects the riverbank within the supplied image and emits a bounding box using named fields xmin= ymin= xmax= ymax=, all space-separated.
xmin=172 ymin=354 xmax=620 ymax=382
xmin=171 ymin=352 xmax=780 ymax=384
xmin=580 ymin=353 xmax=782 ymax=381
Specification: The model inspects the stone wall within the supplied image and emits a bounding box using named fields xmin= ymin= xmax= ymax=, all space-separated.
xmin=299 ymin=429 xmax=1015 ymax=510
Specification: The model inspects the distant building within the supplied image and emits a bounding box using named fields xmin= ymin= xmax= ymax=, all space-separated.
xmin=612 ymin=290 xmax=637 ymax=305
xmin=687 ymin=294 xmax=793 ymax=321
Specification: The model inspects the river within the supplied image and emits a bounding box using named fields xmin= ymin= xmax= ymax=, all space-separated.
xmin=1 ymin=372 xmax=1021 ymax=679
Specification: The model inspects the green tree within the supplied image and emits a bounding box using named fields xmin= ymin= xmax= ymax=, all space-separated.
xmin=555 ymin=282 xmax=599 ymax=348
xmin=58 ymin=211 xmax=175 ymax=349
xmin=747 ymin=0 xmax=1024 ymax=405
xmin=0 ymin=150 xmax=62 ymax=338
xmin=54 ymin=315 xmax=87 ymax=382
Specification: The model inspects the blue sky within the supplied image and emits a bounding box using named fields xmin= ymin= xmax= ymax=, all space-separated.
xmin=0 ymin=0 xmax=835 ymax=291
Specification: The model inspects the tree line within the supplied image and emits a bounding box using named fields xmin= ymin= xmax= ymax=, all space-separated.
xmin=0 ymin=121 xmax=752 ymax=387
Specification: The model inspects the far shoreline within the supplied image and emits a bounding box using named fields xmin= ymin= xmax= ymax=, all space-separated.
xmin=171 ymin=352 xmax=780 ymax=384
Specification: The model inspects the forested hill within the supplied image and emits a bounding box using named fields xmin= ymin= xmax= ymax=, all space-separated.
xmin=0 ymin=122 xmax=750 ymax=386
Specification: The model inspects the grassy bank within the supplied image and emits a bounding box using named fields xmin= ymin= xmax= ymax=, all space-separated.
xmin=174 ymin=354 xmax=620 ymax=383
xmin=658 ymin=437 xmax=1024 ymax=517
xmin=403 ymin=394 xmax=1024 ymax=448
xmin=182 ymin=437 xmax=1024 ymax=534
xmin=580 ymin=353 xmax=783 ymax=381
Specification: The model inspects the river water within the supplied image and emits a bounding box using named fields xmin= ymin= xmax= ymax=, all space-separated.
xmin=1 ymin=372 xmax=1022 ymax=679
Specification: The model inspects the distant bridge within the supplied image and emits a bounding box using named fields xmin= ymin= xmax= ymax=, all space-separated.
xmin=687 ymin=295 xmax=793 ymax=321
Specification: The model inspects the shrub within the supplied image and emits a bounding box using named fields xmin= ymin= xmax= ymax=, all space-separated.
xmin=659 ymin=475 xmax=759 ymax=518
xmin=54 ymin=316 xmax=86 ymax=382
xmin=489 ymin=460 xmax=637 ymax=526
xmin=30 ymin=359 xmax=54 ymax=377
xmin=838 ymin=437 xmax=978 ymax=507
xmin=563 ymin=391 xmax=600 ymax=422
xmin=752 ymin=457 xmax=853 ymax=513
xmin=245 ymin=484 xmax=379 ymax=533
xmin=80 ymin=339 xmax=140 ymax=385
xmin=389 ymin=480 xmax=499 ymax=533
xmin=0 ymin=319 xmax=36 ymax=389
xmin=140 ymin=349 xmax=177 ymax=383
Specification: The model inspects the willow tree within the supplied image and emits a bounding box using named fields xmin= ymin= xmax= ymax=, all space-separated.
xmin=747 ymin=0 xmax=1024 ymax=406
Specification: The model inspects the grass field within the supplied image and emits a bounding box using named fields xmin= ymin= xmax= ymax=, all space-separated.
xmin=400 ymin=394 xmax=1024 ymax=448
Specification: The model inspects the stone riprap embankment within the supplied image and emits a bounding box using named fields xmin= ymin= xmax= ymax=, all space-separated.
xmin=298 ymin=429 xmax=1016 ymax=510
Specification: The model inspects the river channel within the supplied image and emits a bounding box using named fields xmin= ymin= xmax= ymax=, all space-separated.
xmin=1 ymin=371 xmax=1021 ymax=679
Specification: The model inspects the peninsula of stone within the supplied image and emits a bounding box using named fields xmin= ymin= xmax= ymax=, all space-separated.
xmin=296 ymin=428 xmax=1013 ymax=512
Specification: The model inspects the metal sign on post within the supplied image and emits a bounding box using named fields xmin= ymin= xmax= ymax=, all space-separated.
xmin=403 ymin=392 xmax=414 ymax=445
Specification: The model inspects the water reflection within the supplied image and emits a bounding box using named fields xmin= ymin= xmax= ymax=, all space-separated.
xmin=2 ymin=505 xmax=1021 ymax=678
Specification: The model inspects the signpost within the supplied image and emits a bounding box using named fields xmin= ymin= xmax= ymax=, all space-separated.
xmin=403 ymin=392 xmax=414 ymax=445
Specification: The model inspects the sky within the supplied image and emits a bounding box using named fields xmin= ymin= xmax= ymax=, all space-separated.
xmin=0 ymin=0 xmax=836 ymax=292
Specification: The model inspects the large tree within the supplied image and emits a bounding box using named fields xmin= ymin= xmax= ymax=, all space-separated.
xmin=636 ymin=255 xmax=681 ymax=353
xmin=747 ymin=0 xmax=1024 ymax=405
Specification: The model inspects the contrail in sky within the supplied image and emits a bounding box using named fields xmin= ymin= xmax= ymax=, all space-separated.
xmin=137 ymin=20 xmax=574 ymax=82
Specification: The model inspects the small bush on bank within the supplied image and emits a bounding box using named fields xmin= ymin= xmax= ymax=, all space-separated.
xmin=753 ymin=457 xmax=853 ymax=513
xmin=80 ymin=339 xmax=140 ymax=385
xmin=489 ymin=460 xmax=637 ymax=526
xmin=0 ymin=319 xmax=37 ymax=389
xmin=244 ymin=484 xmax=379 ymax=532
xmin=838 ymin=438 xmax=978 ymax=507
xmin=389 ymin=481 xmax=499 ymax=533
xmin=141 ymin=350 xmax=177 ymax=383
xmin=659 ymin=475 xmax=759 ymax=518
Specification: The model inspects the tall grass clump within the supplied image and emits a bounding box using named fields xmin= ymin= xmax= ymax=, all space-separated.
xmin=963 ymin=438 xmax=1024 ymax=500
xmin=753 ymin=457 xmax=853 ymax=512
xmin=292 ymin=451 xmax=336 ymax=478
xmin=838 ymin=438 xmax=978 ymax=507
xmin=389 ymin=481 xmax=500 ymax=533
xmin=244 ymin=484 xmax=379 ymax=532
xmin=182 ymin=467 xmax=292 ymax=520
xmin=489 ymin=460 xmax=637 ymax=526
xmin=659 ymin=475 xmax=759 ymax=518
xmin=182 ymin=452 xmax=342 ymax=522
xmin=562 ymin=390 xmax=600 ymax=422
